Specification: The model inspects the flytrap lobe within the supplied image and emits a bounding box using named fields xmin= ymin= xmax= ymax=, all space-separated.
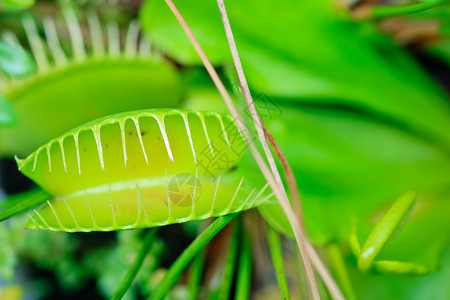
xmin=0 ymin=9 xmax=182 ymax=156
xmin=17 ymin=109 xmax=275 ymax=232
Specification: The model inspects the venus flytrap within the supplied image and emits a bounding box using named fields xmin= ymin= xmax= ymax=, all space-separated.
xmin=12 ymin=109 xmax=274 ymax=232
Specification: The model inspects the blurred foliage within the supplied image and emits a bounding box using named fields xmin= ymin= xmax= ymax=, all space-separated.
xmin=0 ymin=41 xmax=35 ymax=77
xmin=0 ymin=0 xmax=449 ymax=299
xmin=0 ymin=4 xmax=182 ymax=156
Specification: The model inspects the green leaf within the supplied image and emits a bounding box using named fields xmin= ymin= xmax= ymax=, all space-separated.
xmin=358 ymin=192 xmax=417 ymax=272
xmin=371 ymin=191 xmax=450 ymax=272
xmin=0 ymin=60 xmax=183 ymax=156
xmin=0 ymin=94 xmax=16 ymax=126
xmin=0 ymin=42 xmax=35 ymax=77
xmin=140 ymin=0 xmax=450 ymax=150
xmin=16 ymin=109 xmax=269 ymax=232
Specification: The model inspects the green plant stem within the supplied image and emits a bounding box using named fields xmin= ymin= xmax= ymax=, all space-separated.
xmin=150 ymin=214 xmax=237 ymax=300
xmin=372 ymin=0 xmax=447 ymax=18
xmin=266 ymin=225 xmax=290 ymax=300
xmin=235 ymin=227 xmax=252 ymax=299
xmin=112 ymin=229 xmax=158 ymax=300
xmin=327 ymin=244 xmax=357 ymax=300
xmin=217 ymin=217 xmax=241 ymax=300
xmin=188 ymin=249 xmax=205 ymax=300
xmin=0 ymin=189 xmax=50 ymax=222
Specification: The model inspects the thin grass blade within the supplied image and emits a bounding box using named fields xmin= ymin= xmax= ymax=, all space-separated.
xmin=150 ymin=214 xmax=237 ymax=300
xmin=217 ymin=217 xmax=241 ymax=300
xmin=358 ymin=191 xmax=417 ymax=272
xmin=188 ymin=249 xmax=205 ymax=300
xmin=112 ymin=228 xmax=158 ymax=300
xmin=267 ymin=224 xmax=290 ymax=300
xmin=235 ymin=227 xmax=252 ymax=300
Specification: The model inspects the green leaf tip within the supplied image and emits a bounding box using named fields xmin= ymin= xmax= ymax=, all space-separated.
xmin=349 ymin=224 xmax=362 ymax=257
xmin=357 ymin=191 xmax=417 ymax=272
xmin=14 ymin=155 xmax=25 ymax=170
xmin=373 ymin=260 xmax=430 ymax=275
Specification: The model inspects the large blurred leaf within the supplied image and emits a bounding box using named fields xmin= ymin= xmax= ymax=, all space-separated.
xmin=141 ymin=0 xmax=450 ymax=151
xmin=0 ymin=59 xmax=183 ymax=156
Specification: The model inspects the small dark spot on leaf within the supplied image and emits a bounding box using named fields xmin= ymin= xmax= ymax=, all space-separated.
xmin=83 ymin=148 xmax=87 ymax=152
xmin=128 ymin=132 xmax=133 ymax=135
xmin=105 ymin=144 xmax=109 ymax=148
xmin=141 ymin=131 xmax=146 ymax=136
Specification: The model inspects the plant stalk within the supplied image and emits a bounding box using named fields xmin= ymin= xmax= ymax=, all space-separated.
xmin=150 ymin=214 xmax=237 ymax=300
xmin=112 ymin=228 xmax=158 ymax=300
